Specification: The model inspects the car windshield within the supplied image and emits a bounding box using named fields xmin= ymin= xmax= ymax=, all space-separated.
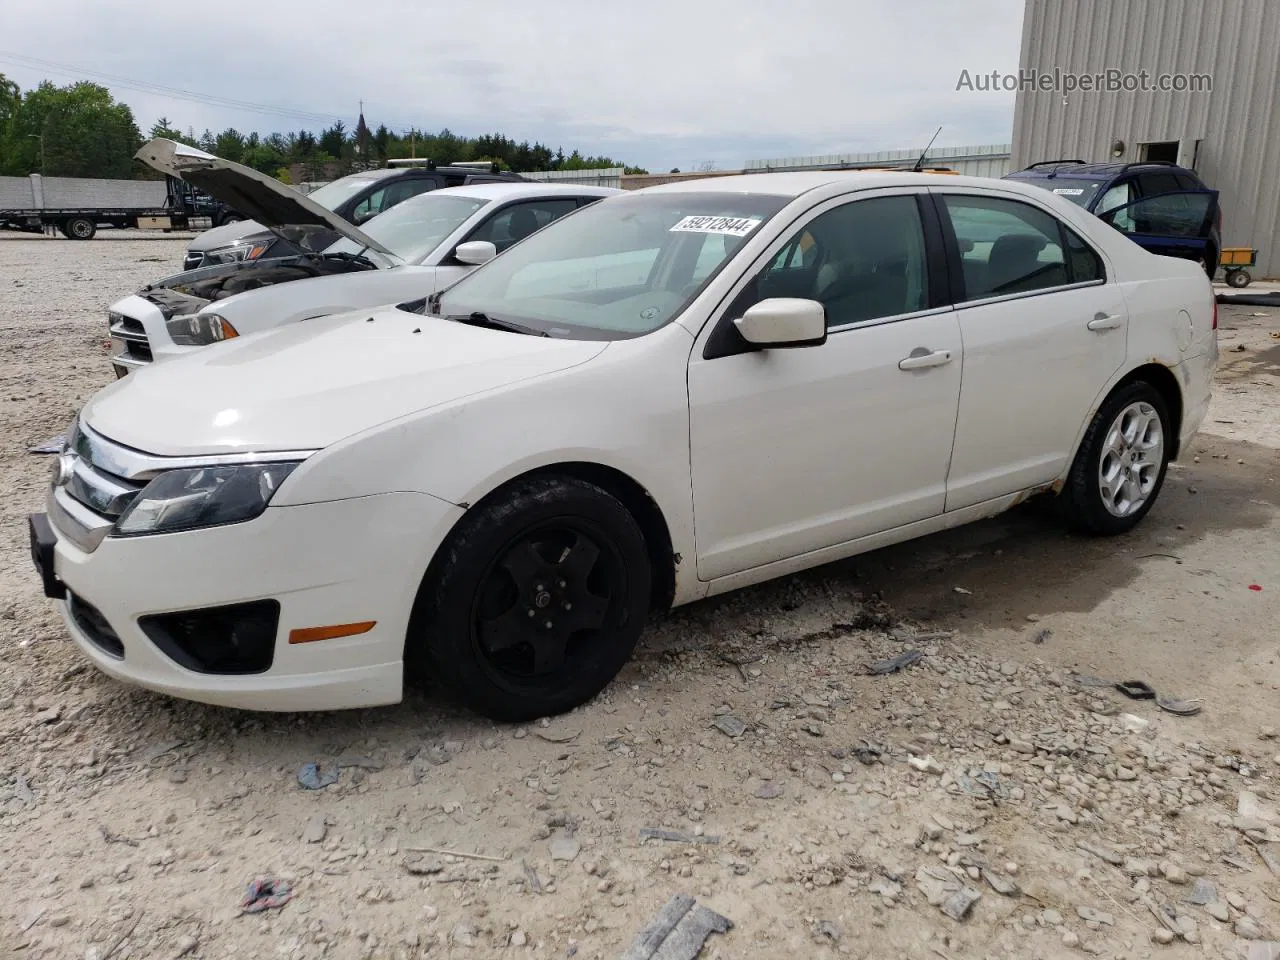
xmin=304 ymin=175 xmax=383 ymax=210
xmin=325 ymin=194 xmax=488 ymax=262
xmin=433 ymin=191 xmax=789 ymax=339
xmin=1020 ymin=176 xmax=1107 ymax=208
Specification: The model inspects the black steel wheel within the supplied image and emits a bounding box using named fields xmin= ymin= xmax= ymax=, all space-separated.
xmin=63 ymin=217 xmax=96 ymax=240
xmin=407 ymin=476 xmax=651 ymax=721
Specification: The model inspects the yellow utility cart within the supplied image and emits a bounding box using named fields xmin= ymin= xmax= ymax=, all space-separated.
xmin=1219 ymin=247 xmax=1257 ymax=288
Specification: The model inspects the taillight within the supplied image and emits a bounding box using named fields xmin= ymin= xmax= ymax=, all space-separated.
xmin=1211 ymin=298 xmax=1218 ymax=330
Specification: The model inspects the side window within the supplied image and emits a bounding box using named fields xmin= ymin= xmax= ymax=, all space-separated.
xmin=467 ymin=199 xmax=579 ymax=252
xmin=1062 ymin=226 xmax=1105 ymax=283
xmin=727 ymin=196 xmax=929 ymax=330
xmin=380 ymin=177 xmax=438 ymax=210
xmin=1099 ymin=192 xmax=1215 ymax=237
xmin=942 ymin=195 xmax=1068 ymax=300
xmin=351 ymin=186 xmax=389 ymax=225
xmin=1137 ymin=172 xmax=1181 ymax=197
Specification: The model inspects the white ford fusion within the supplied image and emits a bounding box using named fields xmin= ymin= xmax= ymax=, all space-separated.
xmin=30 ymin=171 xmax=1217 ymax=721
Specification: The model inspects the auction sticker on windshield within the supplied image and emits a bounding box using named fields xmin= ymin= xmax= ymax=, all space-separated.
xmin=1052 ymin=188 xmax=1085 ymax=196
xmin=669 ymin=215 xmax=763 ymax=237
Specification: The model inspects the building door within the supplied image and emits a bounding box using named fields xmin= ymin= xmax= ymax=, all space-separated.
xmin=1139 ymin=141 xmax=1179 ymax=163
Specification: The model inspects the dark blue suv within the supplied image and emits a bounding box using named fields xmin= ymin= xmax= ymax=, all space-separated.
xmin=1005 ymin=160 xmax=1221 ymax=277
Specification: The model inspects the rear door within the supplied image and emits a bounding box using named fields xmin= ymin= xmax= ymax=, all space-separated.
xmin=1097 ymin=190 xmax=1219 ymax=261
xmin=935 ymin=190 xmax=1129 ymax=510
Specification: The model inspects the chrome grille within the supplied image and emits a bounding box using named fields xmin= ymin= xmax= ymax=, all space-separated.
xmin=49 ymin=423 xmax=149 ymax=552
xmin=109 ymin=311 xmax=153 ymax=368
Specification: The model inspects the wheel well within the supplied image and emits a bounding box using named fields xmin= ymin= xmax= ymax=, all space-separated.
xmin=472 ymin=463 xmax=677 ymax=614
xmin=1113 ymin=363 xmax=1184 ymax=459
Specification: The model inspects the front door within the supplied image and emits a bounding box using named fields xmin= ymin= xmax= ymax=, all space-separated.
xmin=687 ymin=192 xmax=962 ymax=581
xmin=935 ymin=190 xmax=1129 ymax=510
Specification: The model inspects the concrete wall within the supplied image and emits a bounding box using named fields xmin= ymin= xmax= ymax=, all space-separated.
xmin=1013 ymin=0 xmax=1280 ymax=278
xmin=520 ymin=168 xmax=624 ymax=189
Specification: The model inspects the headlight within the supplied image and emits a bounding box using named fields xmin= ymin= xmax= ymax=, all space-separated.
xmin=167 ymin=313 xmax=239 ymax=346
xmin=113 ymin=462 xmax=299 ymax=537
xmin=205 ymin=241 xmax=272 ymax=265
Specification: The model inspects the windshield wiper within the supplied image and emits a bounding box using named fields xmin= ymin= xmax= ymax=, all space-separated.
xmin=319 ymin=250 xmax=378 ymax=268
xmin=448 ymin=312 xmax=549 ymax=337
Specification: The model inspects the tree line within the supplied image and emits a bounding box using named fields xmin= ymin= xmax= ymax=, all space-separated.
xmin=0 ymin=74 xmax=648 ymax=181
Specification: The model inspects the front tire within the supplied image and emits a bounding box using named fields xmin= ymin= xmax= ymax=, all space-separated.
xmin=1061 ymin=382 xmax=1171 ymax=535
xmin=406 ymin=476 xmax=652 ymax=721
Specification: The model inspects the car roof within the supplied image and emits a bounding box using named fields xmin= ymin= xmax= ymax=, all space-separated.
xmin=425 ymin=182 xmax=621 ymax=201
xmin=1008 ymin=161 xmax=1194 ymax=179
xmin=638 ymin=170 xmax=1037 ymax=198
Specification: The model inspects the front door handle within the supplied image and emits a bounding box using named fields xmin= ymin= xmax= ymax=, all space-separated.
xmin=898 ymin=349 xmax=953 ymax=371
xmin=1087 ymin=312 xmax=1124 ymax=331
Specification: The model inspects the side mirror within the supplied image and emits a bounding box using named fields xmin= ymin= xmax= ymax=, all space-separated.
xmin=455 ymin=240 xmax=497 ymax=266
xmin=733 ymin=298 xmax=826 ymax=348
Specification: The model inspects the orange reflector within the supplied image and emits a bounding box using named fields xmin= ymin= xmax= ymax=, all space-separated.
xmin=288 ymin=621 xmax=376 ymax=644
xmin=219 ymin=318 xmax=240 ymax=339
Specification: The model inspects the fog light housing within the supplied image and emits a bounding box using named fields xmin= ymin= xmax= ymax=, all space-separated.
xmin=139 ymin=600 xmax=280 ymax=674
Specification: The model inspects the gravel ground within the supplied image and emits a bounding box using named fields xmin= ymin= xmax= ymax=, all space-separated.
xmin=1 ymin=234 xmax=1278 ymax=960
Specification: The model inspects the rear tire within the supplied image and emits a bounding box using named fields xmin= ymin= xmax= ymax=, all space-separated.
xmin=1061 ymin=381 xmax=1171 ymax=536
xmin=63 ymin=217 xmax=96 ymax=240
xmin=1226 ymin=269 xmax=1251 ymax=288
xmin=406 ymin=476 xmax=652 ymax=721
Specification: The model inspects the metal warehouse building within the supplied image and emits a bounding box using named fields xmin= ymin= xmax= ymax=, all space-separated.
xmin=1012 ymin=0 xmax=1280 ymax=279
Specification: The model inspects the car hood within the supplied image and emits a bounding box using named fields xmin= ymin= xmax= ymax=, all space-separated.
xmin=136 ymin=138 xmax=396 ymax=257
xmin=82 ymin=308 xmax=607 ymax=456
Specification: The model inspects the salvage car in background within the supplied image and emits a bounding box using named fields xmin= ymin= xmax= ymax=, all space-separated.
xmin=1005 ymin=160 xmax=1221 ymax=277
xmin=181 ymin=154 xmax=527 ymax=270
xmin=108 ymin=140 xmax=616 ymax=375
xmin=31 ymin=172 xmax=1217 ymax=722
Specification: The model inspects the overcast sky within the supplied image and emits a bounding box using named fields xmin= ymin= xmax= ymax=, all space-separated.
xmin=1 ymin=0 xmax=1025 ymax=171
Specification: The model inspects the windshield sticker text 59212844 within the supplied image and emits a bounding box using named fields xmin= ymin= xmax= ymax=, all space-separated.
xmin=669 ymin=215 xmax=763 ymax=237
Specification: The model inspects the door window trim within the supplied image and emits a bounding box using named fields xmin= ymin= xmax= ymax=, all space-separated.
xmin=698 ymin=188 xmax=951 ymax=360
xmin=929 ymin=188 xmax=1109 ymax=309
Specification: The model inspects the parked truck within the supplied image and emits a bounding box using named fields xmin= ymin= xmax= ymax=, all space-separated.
xmin=0 ymin=173 xmax=243 ymax=239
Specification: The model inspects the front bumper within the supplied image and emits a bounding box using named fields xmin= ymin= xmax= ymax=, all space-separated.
xmin=36 ymin=491 xmax=463 ymax=711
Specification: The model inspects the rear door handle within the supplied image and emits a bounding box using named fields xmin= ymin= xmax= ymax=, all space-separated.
xmin=898 ymin=349 xmax=953 ymax=371
xmin=1087 ymin=312 xmax=1124 ymax=331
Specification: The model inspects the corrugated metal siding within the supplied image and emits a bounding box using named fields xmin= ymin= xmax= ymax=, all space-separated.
xmin=746 ymin=144 xmax=1012 ymax=178
xmin=1013 ymin=0 xmax=1280 ymax=278
xmin=519 ymin=168 xmax=624 ymax=188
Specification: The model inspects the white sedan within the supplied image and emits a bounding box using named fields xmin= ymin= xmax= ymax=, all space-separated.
xmin=32 ymin=171 xmax=1217 ymax=721
xmin=108 ymin=140 xmax=617 ymax=376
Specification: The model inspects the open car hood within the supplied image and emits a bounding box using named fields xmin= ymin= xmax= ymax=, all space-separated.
xmin=135 ymin=138 xmax=398 ymax=258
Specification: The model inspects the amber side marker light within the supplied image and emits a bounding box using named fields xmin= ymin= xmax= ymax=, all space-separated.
xmin=288 ymin=621 xmax=377 ymax=644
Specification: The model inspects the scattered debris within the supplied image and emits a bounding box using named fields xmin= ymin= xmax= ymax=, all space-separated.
xmin=620 ymin=894 xmax=732 ymax=960
xmin=940 ymin=886 xmax=982 ymax=922
xmin=1076 ymin=905 xmax=1115 ymax=926
xmin=521 ymin=859 xmax=542 ymax=894
xmin=1115 ymin=680 xmax=1157 ymax=700
xmin=953 ymin=586 xmax=972 ymax=595
xmin=27 ymin=434 xmax=65 ymax=455
xmin=639 ymin=828 xmax=721 ymax=845
xmin=907 ymin=755 xmax=943 ymax=775
xmin=754 ymin=782 xmax=784 ymax=799
xmin=1156 ymin=696 xmax=1203 ymax=716
xmin=1032 ymin=628 xmax=1052 ymax=644
xmin=296 ymin=762 xmax=339 ymax=790
xmin=240 ymin=877 xmax=293 ymax=914
xmin=534 ymin=728 xmax=581 ymax=744
xmin=403 ymin=855 xmax=444 ymax=876
xmin=1121 ymin=713 xmax=1150 ymax=733
xmin=98 ymin=823 xmax=140 ymax=847
xmin=868 ymin=649 xmax=923 ymax=675
xmin=813 ymin=919 xmax=841 ymax=943
xmin=402 ymin=846 xmax=507 ymax=863
xmin=302 ymin=815 xmax=327 ymax=844
xmin=549 ymin=832 xmax=581 ymax=861
xmin=981 ymin=868 xmax=1020 ymax=897
xmin=1076 ymin=840 xmax=1123 ymax=866
xmin=1183 ymin=879 xmax=1216 ymax=906
xmin=711 ymin=714 xmax=747 ymax=738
